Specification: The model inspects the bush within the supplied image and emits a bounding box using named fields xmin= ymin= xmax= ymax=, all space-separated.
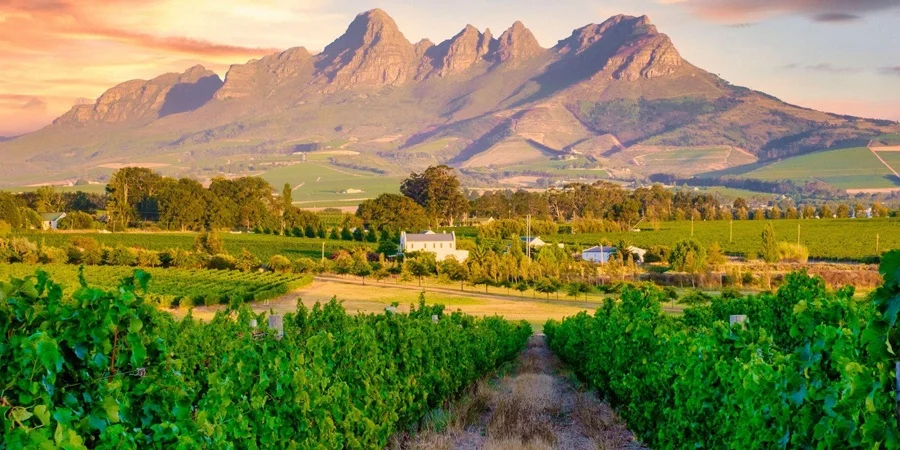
xmin=208 ymin=254 xmax=237 ymax=270
xmin=268 ymin=255 xmax=292 ymax=273
xmin=292 ymin=257 xmax=319 ymax=274
xmin=39 ymin=246 xmax=68 ymax=264
xmin=645 ymin=245 xmax=671 ymax=264
xmin=777 ymin=242 xmax=809 ymax=264
xmin=0 ymin=220 xmax=11 ymax=235
xmin=57 ymin=211 xmax=96 ymax=230
xmin=136 ymin=249 xmax=162 ymax=268
xmin=106 ymin=246 xmax=138 ymax=266
xmin=236 ymin=248 xmax=261 ymax=272
xmin=7 ymin=237 xmax=38 ymax=264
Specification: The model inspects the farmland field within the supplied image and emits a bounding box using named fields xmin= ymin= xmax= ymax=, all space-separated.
xmin=550 ymin=218 xmax=899 ymax=261
xmin=260 ymin=161 xmax=401 ymax=205
xmin=736 ymin=146 xmax=899 ymax=189
xmin=16 ymin=232 xmax=372 ymax=262
xmin=0 ymin=263 xmax=310 ymax=307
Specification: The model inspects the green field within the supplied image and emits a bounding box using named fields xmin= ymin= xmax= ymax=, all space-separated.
xmin=550 ymin=218 xmax=897 ymax=261
xmin=17 ymin=232 xmax=372 ymax=262
xmin=0 ymin=263 xmax=310 ymax=307
xmin=2 ymin=184 xmax=109 ymax=194
xmin=260 ymin=162 xmax=401 ymax=205
xmin=736 ymin=147 xmax=899 ymax=189
xmin=874 ymin=150 xmax=900 ymax=175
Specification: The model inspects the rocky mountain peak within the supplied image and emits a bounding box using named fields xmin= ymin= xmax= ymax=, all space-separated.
xmin=553 ymin=14 xmax=682 ymax=81
xmin=420 ymin=24 xmax=495 ymax=77
xmin=495 ymin=21 xmax=543 ymax=62
xmin=55 ymin=65 xmax=222 ymax=125
xmin=316 ymin=9 xmax=416 ymax=87
xmin=216 ymin=46 xmax=314 ymax=100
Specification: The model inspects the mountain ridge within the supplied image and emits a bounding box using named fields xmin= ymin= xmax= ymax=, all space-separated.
xmin=0 ymin=9 xmax=896 ymax=186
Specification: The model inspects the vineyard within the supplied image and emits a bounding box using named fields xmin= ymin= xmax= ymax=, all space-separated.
xmin=545 ymin=250 xmax=900 ymax=448
xmin=17 ymin=232 xmax=372 ymax=262
xmin=0 ymin=264 xmax=310 ymax=308
xmin=552 ymin=218 xmax=899 ymax=261
xmin=0 ymin=270 xmax=531 ymax=448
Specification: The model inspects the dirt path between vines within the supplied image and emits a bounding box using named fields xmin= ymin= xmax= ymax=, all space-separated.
xmin=393 ymin=335 xmax=644 ymax=450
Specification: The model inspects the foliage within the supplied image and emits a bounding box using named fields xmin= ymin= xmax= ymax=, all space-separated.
xmin=57 ymin=211 xmax=97 ymax=230
xmin=400 ymin=165 xmax=468 ymax=226
xmin=356 ymin=193 xmax=429 ymax=233
xmin=761 ymin=223 xmax=778 ymax=263
xmin=546 ymin=258 xmax=900 ymax=449
xmin=0 ymin=271 xmax=530 ymax=448
xmin=669 ymin=239 xmax=707 ymax=274
xmin=777 ymin=242 xmax=810 ymax=264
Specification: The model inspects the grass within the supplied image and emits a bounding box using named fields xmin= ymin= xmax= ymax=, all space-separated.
xmin=736 ymin=147 xmax=899 ymax=189
xmin=14 ymin=231 xmax=370 ymax=262
xmin=185 ymin=280 xmax=596 ymax=331
xmin=260 ymin=162 xmax=401 ymax=205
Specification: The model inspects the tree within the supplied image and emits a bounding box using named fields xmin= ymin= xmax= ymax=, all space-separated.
xmin=341 ymin=227 xmax=353 ymax=241
xmin=405 ymin=258 xmax=430 ymax=286
xmin=836 ymin=204 xmax=850 ymax=219
xmin=872 ymin=202 xmax=890 ymax=218
xmin=669 ymin=239 xmax=708 ymax=275
xmin=760 ymin=223 xmax=778 ymax=263
xmin=400 ymin=165 xmax=469 ymax=226
xmin=281 ymin=183 xmax=292 ymax=234
xmin=566 ymin=282 xmax=591 ymax=300
xmin=106 ymin=167 xmax=162 ymax=228
xmin=351 ymin=250 xmax=372 ymax=284
xmin=707 ymin=242 xmax=727 ymax=271
xmin=819 ymin=204 xmax=833 ymax=219
xmin=195 ymin=231 xmax=226 ymax=255
xmin=356 ymin=194 xmax=429 ymax=232
xmin=158 ymin=178 xmax=207 ymax=231
xmin=440 ymin=256 xmax=469 ymax=291
xmin=57 ymin=211 xmax=96 ymax=230
xmin=0 ymin=193 xmax=23 ymax=229
xmin=236 ymin=248 xmax=261 ymax=272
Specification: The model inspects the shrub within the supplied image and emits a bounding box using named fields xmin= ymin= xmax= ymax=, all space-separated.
xmin=236 ymin=248 xmax=260 ymax=272
xmin=268 ymin=255 xmax=292 ymax=273
xmin=292 ymin=257 xmax=319 ymax=274
xmin=0 ymin=220 xmax=11 ymax=235
xmin=208 ymin=254 xmax=237 ymax=270
xmin=39 ymin=246 xmax=68 ymax=264
xmin=777 ymin=242 xmax=809 ymax=264
xmin=8 ymin=237 xmax=38 ymax=264
xmin=645 ymin=245 xmax=671 ymax=264
xmin=106 ymin=246 xmax=138 ymax=266
xmin=195 ymin=231 xmax=226 ymax=255
xmin=136 ymin=249 xmax=162 ymax=268
xmin=57 ymin=211 xmax=96 ymax=230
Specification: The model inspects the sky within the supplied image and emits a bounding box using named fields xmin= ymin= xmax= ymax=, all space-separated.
xmin=0 ymin=0 xmax=898 ymax=136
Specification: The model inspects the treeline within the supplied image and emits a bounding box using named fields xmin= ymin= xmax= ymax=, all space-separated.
xmin=4 ymin=165 xmax=898 ymax=235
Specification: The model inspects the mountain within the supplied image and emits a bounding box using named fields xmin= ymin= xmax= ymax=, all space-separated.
xmin=0 ymin=9 xmax=896 ymax=186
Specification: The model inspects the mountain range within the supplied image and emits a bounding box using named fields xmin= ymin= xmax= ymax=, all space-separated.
xmin=0 ymin=9 xmax=896 ymax=186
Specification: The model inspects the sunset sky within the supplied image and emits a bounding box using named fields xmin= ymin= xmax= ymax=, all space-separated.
xmin=1 ymin=0 xmax=898 ymax=136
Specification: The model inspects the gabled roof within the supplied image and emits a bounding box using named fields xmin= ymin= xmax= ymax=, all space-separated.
xmin=403 ymin=232 xmax=455 ymax=242
xmin=40 ymin=212 xmax=66 ymax=221
xmin=583 ymin=246 xmax=616 ymax=253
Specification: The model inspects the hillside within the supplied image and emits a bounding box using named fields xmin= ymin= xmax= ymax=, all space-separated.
xmin=0 ymin=9 xmax=896 ymax=188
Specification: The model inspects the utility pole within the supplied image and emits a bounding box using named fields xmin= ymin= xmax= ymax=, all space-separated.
xmin=526 ymin=214 xmax=532 ymax=259
xmin=797 ymin=223 xmax=801 ymax=246
xmin=321 ymin=242 xmax=325 ymax=262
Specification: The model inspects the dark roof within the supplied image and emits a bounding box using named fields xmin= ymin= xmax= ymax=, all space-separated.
xmin=404 ymin=233 xmax=454 ymax=242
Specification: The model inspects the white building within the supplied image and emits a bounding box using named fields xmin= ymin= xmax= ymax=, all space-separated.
xmin=581 ymin=246 xmax=617 ymax=263
xmin=40 ymin=212 xmax=66 ymax=230
xmin=400 ymin=231 xmax=469 ymax=261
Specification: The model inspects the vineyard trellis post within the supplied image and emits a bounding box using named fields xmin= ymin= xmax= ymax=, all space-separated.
xmin=268 ymin=315 xmax=283 ymax=340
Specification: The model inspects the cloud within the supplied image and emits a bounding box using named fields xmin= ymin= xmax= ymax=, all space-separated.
xmin=782 ymin=63 xmax=863 ymax=74
xmin=812 ymin=13 xmax=861 ymax=22
xmin=21 ymin=97 xmax=47 ymax=111
xmin=880 ymin=67 xmax=900 ymax=77
xmin=661 ymin=0 xmax=900 ymax=23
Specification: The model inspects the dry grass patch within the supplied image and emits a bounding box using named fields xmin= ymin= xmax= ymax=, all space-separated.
xmin=407 ymin=431 xmax=454 ymax=450
xmin=511 ymin=374 xmax=556 ymax=412
xmin=448 ymin=380 xmax=496 ymax=432
xmin=487 ymin=373 xmax=559 ymax=446
xmin=574 ymin=391 xmax=634 ymax=449
xmin=483 ymin=437 xmax=554 ymax=450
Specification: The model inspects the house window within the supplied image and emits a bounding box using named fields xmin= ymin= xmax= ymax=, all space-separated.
xmin=440 ymin=243 xmax=443 ymax=249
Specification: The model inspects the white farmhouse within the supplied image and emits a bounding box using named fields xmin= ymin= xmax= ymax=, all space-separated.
xmin=40 ymin=212 xmax=66 ymax=230
xmin=581 ymin=246 xmax=617 ymax=263
xmin=400 ymin=231 xmax=469 ymax=261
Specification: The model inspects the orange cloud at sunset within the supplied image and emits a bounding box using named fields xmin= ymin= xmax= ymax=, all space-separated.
xmin=0 ymin=0 xmax=343 ymax=135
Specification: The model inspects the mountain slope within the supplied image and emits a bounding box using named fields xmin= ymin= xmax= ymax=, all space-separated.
xmin=0 ymin=9 xmax=895 ymax=186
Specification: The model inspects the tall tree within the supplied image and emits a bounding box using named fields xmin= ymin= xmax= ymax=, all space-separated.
xmin=400 ymin=165 xmax=468 ymax=226
xmin=356 ymin=194 xmax=429 ymax=232
xmin=106 ymin=167 xmax=161 ymax=228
